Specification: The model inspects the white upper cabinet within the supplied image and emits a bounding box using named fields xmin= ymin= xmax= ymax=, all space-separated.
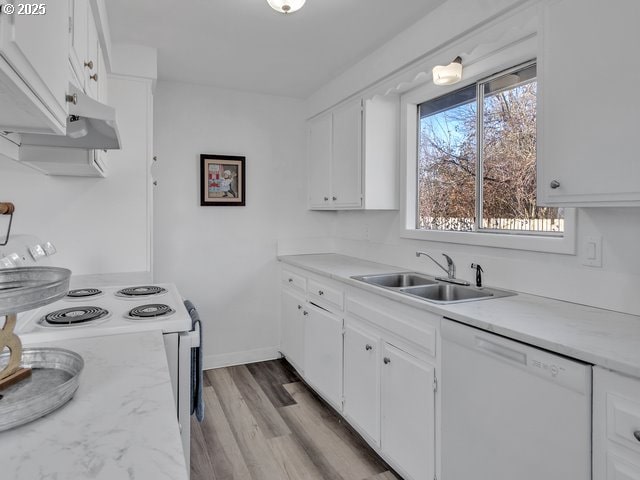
xmin=308 ymin=113 xmax=332 ymax=208
xmin=0 ymin=0 xmax=69 ymax=134
xmin=307 ymin=95 xmax=399 ymax=210
xmin=537 ymin=0 xmax=640 ymax=206
xmin=69 ymin=0 xmax=102 ymax=99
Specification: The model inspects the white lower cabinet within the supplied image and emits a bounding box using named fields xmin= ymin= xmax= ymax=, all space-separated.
xmin=381 ymin=343 xmax=436 ymax=480
xmin=343 ymin=322 xmax=381 ymax=444
xmin=594 ymin=366 xmax=640 ymax=480
xmin=280 ymin=289 xmax=305 ymax=373
xmin=303 ymin=304 xmax=343 ymax=409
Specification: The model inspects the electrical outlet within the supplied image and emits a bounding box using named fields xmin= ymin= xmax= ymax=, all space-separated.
xmin=582 ymin=235 xmax=602 ymax=267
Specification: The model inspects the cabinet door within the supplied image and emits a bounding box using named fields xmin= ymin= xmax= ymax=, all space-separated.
xmin=343 ymin=322 xmax=380 ymax=444
xmin=84 ymin=3 xmax=99 ymax=99
xmin=0 ymin=0 xmax=69 ymax=131
xmin=69 ymin=0 xmax=88 ymax=86
xmin=331 ymin=99 xmax=362 ymax=208
xmin=303 ymin=304 xmax=342 ymax=408
xmin=281 ymin=289 xmax=305 ymax=373
xmin=538 ymin=0 xmax=640 ymax=206
xmin=308 ymin=114 xmax=332 ymax=208
xmin=381 ymin=343 xmax=435 ymax=480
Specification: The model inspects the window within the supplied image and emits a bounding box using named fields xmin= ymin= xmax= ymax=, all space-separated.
xmin=416 ymin=62 xmax=564 ymax=236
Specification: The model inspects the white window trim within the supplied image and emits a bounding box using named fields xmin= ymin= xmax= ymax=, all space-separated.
xmin=400 ymin=34 xmax=576 ymax=255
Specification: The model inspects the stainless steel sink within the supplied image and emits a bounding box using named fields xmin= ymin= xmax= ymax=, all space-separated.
xmin=351 ymin=272 xmax=515 ymax=304
xmin=400 ymin=284 xmax=493 ymax=303
xmin=352 ymin=272 xmax=437 ymax=288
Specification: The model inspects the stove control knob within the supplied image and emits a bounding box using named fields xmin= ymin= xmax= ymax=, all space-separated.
xmin=7 ymin=252 xmax=22 ymax=267
xmin=42 ymin=242 xmax=57 ymax=256
xmin=29 ymin=244 xmax=46 ymax=262
xmin=0 ymin=256 xmax=15 ymax=269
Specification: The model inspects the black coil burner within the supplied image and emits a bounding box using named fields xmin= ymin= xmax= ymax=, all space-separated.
xmin=67 ymin=288 xmax=103 ymax=299
xmin=116 ymin=286 xmax=167 ymax=298
xmin=43 ymin=306 xmax=109 ymax=326
xmin=128 ymin=304 xmax=175 ymax=320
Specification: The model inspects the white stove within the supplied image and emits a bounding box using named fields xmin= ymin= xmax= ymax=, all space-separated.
xmin=2 ymin=235 xmax=197 ymax=474
xmin=15 ymin=283 xmax=191 ymax=344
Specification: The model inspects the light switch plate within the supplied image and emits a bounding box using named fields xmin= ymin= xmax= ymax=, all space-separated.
xmin=582 ymin=235 xmax=602 ymax=267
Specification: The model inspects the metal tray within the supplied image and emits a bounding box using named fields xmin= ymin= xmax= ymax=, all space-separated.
xmin=0 ymin=267 xmax=71 ymax=315
xmin=0 ymin=347 xmax=84 ymax=431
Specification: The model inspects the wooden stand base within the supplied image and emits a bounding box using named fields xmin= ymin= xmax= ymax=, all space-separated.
xmin=0 ymin=367 xmax=32 ymax=391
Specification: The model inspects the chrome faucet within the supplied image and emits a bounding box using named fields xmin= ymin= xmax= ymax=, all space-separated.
xmin=416 ymin=251 xmax=470 ymax=286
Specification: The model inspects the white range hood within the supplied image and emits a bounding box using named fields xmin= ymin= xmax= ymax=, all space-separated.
xmin=20 ymin=85 xmax=121 ymax=150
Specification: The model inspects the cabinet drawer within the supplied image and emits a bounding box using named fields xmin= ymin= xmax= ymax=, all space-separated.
xmin=346 ymin=296 xmax=436 ymax=358
xmin=607 ymin=393 xmax=640 ymax=455
xmin=308 ymin=279 xmax=343 ymax=311
xmin=282 ymin=269 xmax=306 ymax=293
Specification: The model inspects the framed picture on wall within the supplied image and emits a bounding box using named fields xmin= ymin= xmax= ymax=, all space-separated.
xmin=200 ymin=154 xmax=246 ymax=206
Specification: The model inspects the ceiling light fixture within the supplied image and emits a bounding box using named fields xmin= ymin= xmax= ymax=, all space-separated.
xmin=432 ymin=56 xmax=463 ymax=86
xmin=267 ymin=0 xmax=306 ymax=14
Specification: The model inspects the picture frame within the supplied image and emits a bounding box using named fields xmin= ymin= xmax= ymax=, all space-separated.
xmin=200 ymin=154 xmax=246 ymax=206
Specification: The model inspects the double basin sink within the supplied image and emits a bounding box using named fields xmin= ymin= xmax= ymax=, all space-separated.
xmin=351 ymin=272 xmax=515 ymax=304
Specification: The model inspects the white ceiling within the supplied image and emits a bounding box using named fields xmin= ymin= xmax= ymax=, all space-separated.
xmin=105 ymin=0 xmax=445 ymax=98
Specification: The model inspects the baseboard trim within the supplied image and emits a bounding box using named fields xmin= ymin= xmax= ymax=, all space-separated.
xmin=203 ymin=346 xmax=281 ymax=370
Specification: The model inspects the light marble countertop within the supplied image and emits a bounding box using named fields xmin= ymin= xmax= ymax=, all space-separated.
xmin=279 ymin=253 xmax=640 ymax=378
xmin=0 ymin=331 xmax=188 ymax=480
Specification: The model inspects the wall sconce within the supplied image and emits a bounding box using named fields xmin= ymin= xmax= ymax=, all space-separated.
xmin=267 ymin=0 xmax=306 ymax=14
xmin=432 ymin=56 xmax=463 ymax=86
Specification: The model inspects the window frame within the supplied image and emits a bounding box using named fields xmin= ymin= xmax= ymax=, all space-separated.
xmin=400 ymin=40 xmax=576 ymax=254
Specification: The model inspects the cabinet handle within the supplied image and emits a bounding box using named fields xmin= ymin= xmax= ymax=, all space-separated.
xmin=288 ymin=278 xmax=293 ymax=283
xmin=65 ymin=93 xmax=78 ymax=105
xmin=324 ymin=197 xmax=329 ymax=201
xmin=318 ymin=290 xmax=324 ymax=296
xmin=89 ymin=73 xmax=98 ymax=82
xmin=550 ymin=180 xmax=561 ymax=189
xmin=383 ymin=357 xmax=391 ymax=364
xmin=365 ymin=344 xmax=373 ymax=351
xmin=303 ymin=311 xmax=309 ymax=316
xmin=634 ymin=431 xmax=640 ymax=442
xmin=332 ymin=196 xmax=337 ymax=201
xmin=84 ymin=60 xmax=94 ymax=70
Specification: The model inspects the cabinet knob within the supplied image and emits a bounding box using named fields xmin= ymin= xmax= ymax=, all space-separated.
xmin=332 ymin=196 xmax=337 ymax=201
xmin=324 ymin=197 xmax=329 ymax=201
xmin=634 ymin=431 xmax=640 ymax=442
xmin=89 ymin=73 xmax=98 ymax=82
xmin=365 ymin=344 xmax=373 ymax=351
xmin=318 ymin=290 xmax=324 ymax=296
xmin=84 ymin=60 xmax=94 ymax=70
xmin=153 ymin=156 xmax=158 ymax=162
xmin=288 ymin=278 xmax=293 ymax=283
xmin=65 ymin=93 xmax=78 ymax=105
xmin=153 ymin=180 xmax=158 ymax=186
xmin=383 ymin=357 xmax=391 ymax=364
xmin=303 ymin=311 xmax=309 ymax=316
xmin=550 ymin=180 xmax=561 ymax=189
xmin=297 ymin=304 xmax=302 ymax=310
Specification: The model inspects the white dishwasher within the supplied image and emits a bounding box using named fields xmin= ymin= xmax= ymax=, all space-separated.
xmin=441 ymin=319 xmax=591 ymax=480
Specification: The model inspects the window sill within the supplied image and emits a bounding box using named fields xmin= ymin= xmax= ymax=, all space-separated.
xmin=400 ymin=218 xmax=576 ymax=255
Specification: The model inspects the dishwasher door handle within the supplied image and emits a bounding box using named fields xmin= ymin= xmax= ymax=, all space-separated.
xmin=475 ymin=337 xmax=526 ymax=365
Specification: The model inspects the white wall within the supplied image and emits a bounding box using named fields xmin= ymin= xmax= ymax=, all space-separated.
xmin=153 ymin=80 xmax=334 ymax=368
xmin=0 ymin=75 xmax=152 ymax=275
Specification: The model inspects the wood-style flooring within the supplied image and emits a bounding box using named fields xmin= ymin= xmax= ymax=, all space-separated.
xmin=191 ymin=359 xmax=401 ymax=480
